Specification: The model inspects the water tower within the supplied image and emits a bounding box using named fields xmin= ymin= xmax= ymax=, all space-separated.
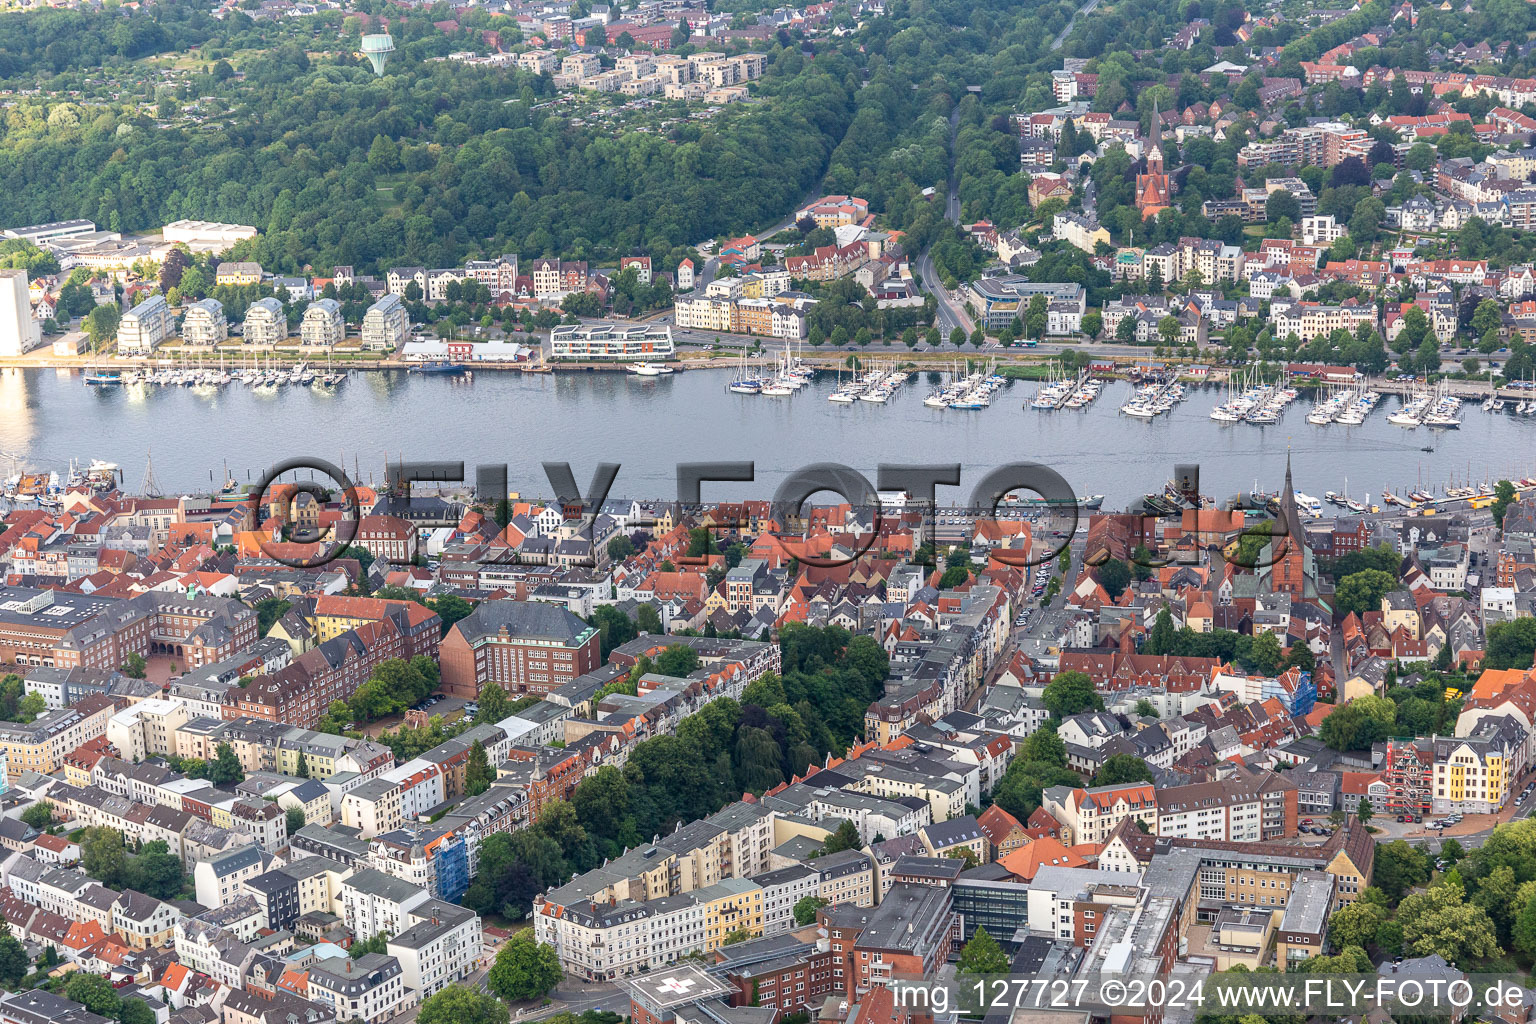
xmin=360 ymin=33 xmax=395 ymax=76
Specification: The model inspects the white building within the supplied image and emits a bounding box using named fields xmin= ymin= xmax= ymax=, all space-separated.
xmin=243 ymin=297 xmax=286 ymax=346
xmin=0 ymin=269 xmax=40 ymax=356
xmin=337 ymin=868 xmax=431 ymax=940
xmin=181 ymin=298 xmax=228 ymax=346
xmin=386 ymin=901 xmax=481 ymax=998
xmin=162 ymin=220 xmax=258 ymax=252
xmin=301 ymin=298 xmax=346 ymax=347
xmin=549 ymin=322 xmax=674 ymax=360
xmin=307 ymin=953 xmax=413 ymax=1024
xmin=117 ymin=295 xmax=171 ymax=354
xmin=360 ymin=294 xmax=408 ymax=351
xmin=193 ymin=844 xmax=267 ymax=909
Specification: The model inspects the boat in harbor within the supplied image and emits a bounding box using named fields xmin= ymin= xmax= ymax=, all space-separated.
xmin=84 ymin=371 xmax=122 ymax=385
xmin=628 ymin=362 xmax=674 ymax=377
xmin=412 ymin=361 xmax=468 ymax=376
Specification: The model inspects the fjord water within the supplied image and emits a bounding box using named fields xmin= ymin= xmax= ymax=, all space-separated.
xmin=4 ymin=367 xmax=1534 ymax=505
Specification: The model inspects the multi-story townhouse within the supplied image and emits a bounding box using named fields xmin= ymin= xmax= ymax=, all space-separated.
xmin=307 ymin=953 xmax=412 ymax=1024
xmin=0 ymin=698 xmax=115 ymax=778
xmin=387 ymin=899 xmax=480 ymax=998
xmin=194 ymin=844 xmax=267 ymax=909
xmin=337 ymin=868 xmax=431 ymax=941
xmin=1154 ymin=767 xmax=1298 ymax=842
xmin=1041 ymin=782 xmax=1158 ymax=845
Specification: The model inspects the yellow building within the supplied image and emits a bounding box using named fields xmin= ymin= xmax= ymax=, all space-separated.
xmin=214 ymin=261 xmax=262 ymax=286
xmin=309 ymin=594 xmax=420 ymax=643
xmin=1433 ymin=726 xmax=1520 ymax=815
xmin=697 ymin=878 xmax=763 ymax=951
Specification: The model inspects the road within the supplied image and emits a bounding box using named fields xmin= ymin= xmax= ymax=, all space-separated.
xmin=1051 ymin=0 xmax=1100 ymax=51
xmin=963 ymin=530 xmax=1083 ymax=711
xmin=915 ymin=105 xmax=976 ymax=338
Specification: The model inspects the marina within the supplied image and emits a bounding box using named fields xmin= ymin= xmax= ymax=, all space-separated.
xmin=6 ymin=366 xmax=1536 ymax=508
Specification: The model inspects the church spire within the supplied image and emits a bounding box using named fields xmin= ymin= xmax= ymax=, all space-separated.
xmin=1278 ymin=447 xmax=1304 ymax=547
xmin=1147 ymin=96 xmax=1163 ymax=167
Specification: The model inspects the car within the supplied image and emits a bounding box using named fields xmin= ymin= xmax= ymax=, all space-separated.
xmin=1397 ymin=815 xmax=1406 ymax=822
xmin=1300 ymin=818 xmax=1313 ymax=826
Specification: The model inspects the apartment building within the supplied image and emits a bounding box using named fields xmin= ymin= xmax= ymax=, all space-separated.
xmin=180 ymin=298 xmax=228 ymax=346
xmin=360 ymin=294 xmax=408 ymax=351
xmin=1154 ymin=768 xmax=1298 ymax=843
xmin=387 ymin=900 xmax=481 ymax=998
xmin=1041 ymin=782 xmax=1158 ymax=845
xmin=307 ymin=953 xmax=412 ymax=1024
xmin=1433 ymin=715 xmax=1525 ymax=814
xmin=1270 ymin=301 xmax=1377 ymax=343
xmin=243 ymin=297 xmax=286 ymax=346
xmin=0 ymin=700 xmax=115 ymax=777
xmin=341 ymin=779 xmax=405 ymax=839
xmin=301 ymin=299 xmax=346 ymax=347
xmin=116 ymin=294 xmax=171 ymax=354
xmin=337 ymin=868 xmax=431 ymax=941
xmin=549 ymin=322 xmax=675 ymax=360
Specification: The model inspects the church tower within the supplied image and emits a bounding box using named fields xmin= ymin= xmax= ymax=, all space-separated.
xmin=1135 ymin=98 xmax=1172 ymax=217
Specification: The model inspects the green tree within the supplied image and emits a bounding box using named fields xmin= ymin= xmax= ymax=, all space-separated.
xmin=1093 ymin=754 xmax=1154 ymax=786
xmin=939 ymin=565 xmax=971 ymax=589
xmin=1335 ymin=569 xmax=1397 ymax=618
xmin=466 ymin=740 xmax=495 ymax=796
xmin=1134 ymin=698 xmax=1159 ymax=718
xmin=820 ymin=819 xmax=863 ymax=855
xmin=254 ymin=597 xmax=292 ymax=637
xmin=1157 ymin=316 xmax=1182 ymax=347
xmin=1327 ymin=900 xmax=1385 ymax=951
xmin=1373 ymin=840 xmax=1430 ymax=900
xmin=1492 ymin=479 xmax=1519 ymax=531
xmin=1096 ymin=558 xmax=1131 ymax=600
xmin=1249 ymin=631 xmax=1283 ymax=676
xmin=120 ymin=652 xmax=147 ymax=678
xmin=131 ymin=839 xmax=187 ymax=900
xmin=1485 ymin=618 xmax=1536 ymax=670
xmin=286 ymin=807 xmax=306 ymax=837
xmin=487 ymin=933 xmax=563 ymax=1003
xmin=794 ymin=895 xmax=829 ymax=925
xmin=1472 ymin=299 xmax=1503 ymax=338
xmin=85 ymin=304 xmax=120 ymax=350
xmin=80 ymin=827 xmax=129 ymax=887
xmin=367 ymin=134 xmax=400 ymax=172
xmin=956 ymin=927 xmax=1009 ymax=976
xmin=1021 ymin=726 xmax=1067 ymax=767
xmin=432 ymin=595 xmax=474 ymax=636
xmin=0 ymin=934 xmax=28 ymax=987
xmin=1145 ymin=607 xmax=1176 ymax=655
xmin=1041 ymin=670 xmax=1104 ymax=718
xmin=1397 ymin=884 xmax=1499 ymax=962
xmin=63 ymin=973 xmax=121 ymax=1016
xmin=207 ymin=742 xmax=245 ymax=784
xmin=476 ymin=681 xmax=513 ymax=723
xmin=418 ymin=985 xmax=509 ymax=1024
xmin=295 ymin=752 xmax=310 ymax=779
xmin=1356 ymin=797 xmax=1373 ymax=825
xmin=20 ymin=802 xmax=52 ymax=830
